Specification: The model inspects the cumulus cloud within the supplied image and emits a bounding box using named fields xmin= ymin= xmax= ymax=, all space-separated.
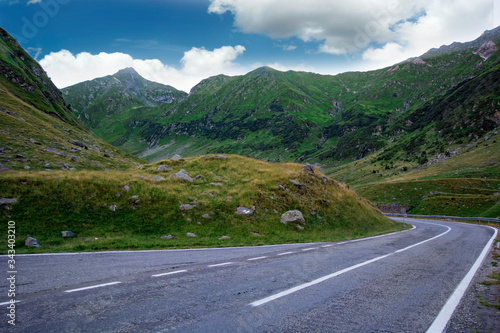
xmin=209 ymin=0 xmax=494 ymax=65
xmin=39 ymin=45 xmax=247 ymax=92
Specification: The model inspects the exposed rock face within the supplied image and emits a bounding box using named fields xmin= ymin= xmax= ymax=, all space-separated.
xmin=171 ymin=154 xmax=184 ymax=161
xmin=289 ymin=179 xmax=303 ymax=188
xmin=25 ymin=237 xmax=41 ymax=247
xmin=474 ymin=40 xmax=498 ymax=60
xmin=280 ymin=210 xmax=305 ymax=225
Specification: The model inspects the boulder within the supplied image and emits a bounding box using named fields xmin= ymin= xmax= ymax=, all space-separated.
xmin=289 ymin=179 xmax=303 ymax=187
xmin=236 ymin=206 xmax=254 ymax=216
xmin=0 ymin=198 xmax=17 ymax=205
xmin=218 ymin=236 xmax=231 ymax=240
xmin=61 ymin=231 xmax=74 ymax=238
xmin=202 ymin=213 xmax=211 ymax=219
xmin=156 ymin=164 xmax=170 ymax=172
xmin=171 ymin=154 xmax=184 ymax=161
xmin=301 ymin=164 xmax=315 ymax=176
xmin=161 ymin=235 xmax=174 ymax=240
xmin=151 ymin=176 xmax=165 ymax=182
xmin=25 ymin=237 xmax=41 ymax=247
xmin=186 ymin=232 xmax=197 ymax=237
xmin=214 ymin=154 xmax=228 ymax=159
xmin=180 ymin=204 xmax=195 ymax=211
xmin=280 ymin=210 xmax=305 ymax=225
xmin=123 ymin=185 xmax=131 ymax=191
xmin=170 ymin=171 xmax=193 ymax=182
xmin=109 ymin=205 xmax=118 ymax=212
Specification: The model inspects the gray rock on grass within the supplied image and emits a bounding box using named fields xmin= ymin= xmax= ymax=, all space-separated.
xmin=280 ymin=210 xmax=305 ymax=225
xmin=61 ymin=231 xmax=74 ymax=238
xmin=236 ymin=206 xmax=254 ymax=216
xmin=25 ymin=237 xmax=41 ymax=247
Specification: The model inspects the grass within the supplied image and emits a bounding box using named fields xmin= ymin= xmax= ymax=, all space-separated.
xmin=0 ymin=154 xmax=406 ymax=254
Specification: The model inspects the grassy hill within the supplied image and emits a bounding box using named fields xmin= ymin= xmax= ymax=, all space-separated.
xmin=0 ymin=155 xmax=404 ymax=253
xmin=0 ymin=26 xmax=404 ymax=253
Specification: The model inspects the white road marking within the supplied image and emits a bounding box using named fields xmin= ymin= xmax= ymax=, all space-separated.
xmin=248 ymin=256 xmax=268 ymax=261
xmin=302 ymin=248 xmax=316 ymax=251
xmin=0 ymin=300 xmax=20 ymax=306
xmin=208 ymin=262 xmax=233 ymax=267
xmin=250 ymin=224 xmax=451 ymax=307
xmin=64 ymin=281 xmax=122 ymax=293
xmin=321 ymin=244 xmax=334 ymax=248
xmin=277 ymin=252 xmax=294 ymax=256
xmin=152 ymin=270 xmax=188 ymax=277
xmin=426 ymin=226 xmax=498 ymax=333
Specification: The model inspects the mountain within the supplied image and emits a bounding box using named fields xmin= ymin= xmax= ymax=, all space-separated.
xmin=0 ymin=27 xmax=402 ymax=253
xmin=64 ymin=28 xmax=500 ymax=167
xmin=62 ymin=68 xmax=187 ymax=151
xmin=0 ymin=27 xmax=144 ymax=171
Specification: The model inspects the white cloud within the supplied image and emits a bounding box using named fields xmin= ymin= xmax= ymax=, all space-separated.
xmin=27 ymin=0 xmax=42 ymax=4
xmin=209 ymin=0 xmax=495 ymax=66
xmin=39 ymin=45 xmax=247 ymax=92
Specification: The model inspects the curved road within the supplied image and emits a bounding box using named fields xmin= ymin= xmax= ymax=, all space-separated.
xmin=0 ymin=218 xmax=497 ymax=332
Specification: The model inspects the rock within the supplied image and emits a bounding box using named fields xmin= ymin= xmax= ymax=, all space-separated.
xmin=210 ymin=182 xmax=223 ymax=186
xmin=156 ymin=164 xmax=170 ymax=171
xmin=70 ymin=156 xmax=80 ymax=162
xmin=61 ymin=231 xmax=74 ymax=238
xmin=104 ymin=153 xmax=111 ymax=158
xmin=280 ymin=210 xmax=305 ymax=225
xmin=289 ymin=179 xmax=303 ymax=187
xmin=180 ymin=204 xmax=195 ymax=210
xmin=236 ymin=206 xmax=254 ymax=216
xmin=161 ymin=235 xmax=174 ymax=240
xmin=186 ymin=232 xmax=196 ymax=237
xmin=170 ymin=171 xmax=193 ymax=182
xmin=202 ymin=213 xmax=211 ymax=219
xmin=115 ymin=192 xmax=121 ymax=198
xmin=214 ymin=154 xmax=227 ymax=159
xmin=301 ymin=164 xmax=315 ymax=176
xmin=0 ymin=198 xmax=17 ymax=205
xmin=218 ymin=236 xmax=231 ymax=240
xmin=296 ymin=225 xmax=304 ymax=230
xmin=123 ymin=185 xmax=131 ymax=191
xmin=151 ymin=176 xmax=166 ymax=181
xmin=171 ymin=154 xmax=184 ymax=161
xmin=71 ymin=141 xmax=88 ymax=149
xmin=25 ymin=237 xmax=41 ymax=247
xmin=16 ymin=154 xmax=25 ymax=158
xmin=24 ymin=166 xmax=30 ymax=170
xmin=321 ymin=176 xmax=328 ymax=184
xmin=109 ymin=205 xmax=118 ymax=211
xmin=131 ymin=195 xmax=139 ymax=200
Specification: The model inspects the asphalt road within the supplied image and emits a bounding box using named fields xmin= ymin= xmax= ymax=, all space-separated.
xmin=0 ymin=218 xmax=497 ymax=332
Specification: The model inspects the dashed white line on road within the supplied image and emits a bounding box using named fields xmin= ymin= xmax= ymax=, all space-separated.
xmin=321 ymin=244 xmax=334 ymax=248
xmin=208 ymin=262 xmax=233 ymax=267
xmin=302 ymin=248 xmax=316 ymax=252
xmin=248 ymin=256 xmax=268 ymax=261
xmin=64 ymin=281 xmax=122 ymax=293
xmin=277 ymin=252 xmax=294 ymax=256
xmin=250 ymin=224 xmax=451 ymax=307
xmin=152 ymin=270 xmax=188 ymax=277
xmin=0 ymin=300 xmax=20 ymax=306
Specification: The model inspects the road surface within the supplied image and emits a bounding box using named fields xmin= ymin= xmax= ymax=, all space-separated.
xmin=0 ymin=218 xmax=497 ymax=332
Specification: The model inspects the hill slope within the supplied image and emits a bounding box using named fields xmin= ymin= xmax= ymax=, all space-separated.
xmin=0 ymin=27 xmax=402 ymax=253
xmin=62 ymin=68 xmax=187 ymax=151
xmin=0 ymin=27 xmax=145 ymax=172
xmin=64 ymin=27 xmax=500 ymax=166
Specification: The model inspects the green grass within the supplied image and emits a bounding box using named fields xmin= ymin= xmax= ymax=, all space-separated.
xmin=0 ymin=155 xmax=406 ymax=254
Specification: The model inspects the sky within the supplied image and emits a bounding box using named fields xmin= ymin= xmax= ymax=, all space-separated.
xmin=0 ymin=0 xmax=497 ymax=93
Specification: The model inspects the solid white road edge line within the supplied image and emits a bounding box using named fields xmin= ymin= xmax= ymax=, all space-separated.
xmin=64 ymin=281 xmax=122 ymax=293
xmin=152 ymin=270 xmax=188 ymax=277
xmin=0 ymin=300 xmax=20 ymax=306
xmin=249 ymin=224 xmax=451 ymax=307
xmin=426 ymin=226 xmax=498 ymax=333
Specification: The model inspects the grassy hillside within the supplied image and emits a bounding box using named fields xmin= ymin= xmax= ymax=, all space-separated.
xmin=0 ymin=155 xmax=404 ymax=253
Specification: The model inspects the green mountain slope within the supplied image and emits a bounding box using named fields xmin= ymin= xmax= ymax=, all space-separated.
xmin=67 ymin=27 xmax=500 ymax=166
xmin=0 ymin=27 xmax=144 ymax=171
xmin=62 ymin=68 xmax=187 ymax=150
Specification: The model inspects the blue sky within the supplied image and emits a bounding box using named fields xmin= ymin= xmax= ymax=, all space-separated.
xmin=0 ymin=0 xmax=497 ymax=92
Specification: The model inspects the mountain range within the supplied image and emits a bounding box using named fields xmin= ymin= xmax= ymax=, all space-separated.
xmin=63 ymin=27 xmax=500 ymax=169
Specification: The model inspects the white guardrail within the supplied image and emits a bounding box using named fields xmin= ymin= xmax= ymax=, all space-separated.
xmin=384 ymin=213 xmax=500 ymax=224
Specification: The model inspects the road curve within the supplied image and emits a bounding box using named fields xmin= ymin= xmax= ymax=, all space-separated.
xmin=0 ymin=218 xmax=496 ymax=332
